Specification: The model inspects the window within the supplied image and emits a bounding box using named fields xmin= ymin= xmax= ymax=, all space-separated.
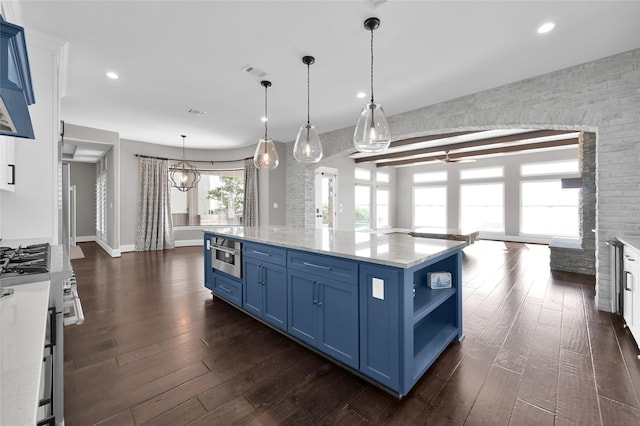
xmin=413 ymin=186 xmax=447 ymax=228
xmin=521 ymin=160 xmax=579 ymax=176
xmin=376 ymin=171 xmax=389 ymax=183
xmin=355 ymin=168 xmax=371 ymax=181
xmin=460 ymin=167 xmax=503 ymax=180
xmin=414 ymin=171 xmax=447 ymax=183
xmin=460 ymin=183 xmax=504 ymax=233
xmin=521 ymin=181 xmax=579 ymax=237
xmin=170 ymin=169 xmax=244 ymax=226
xmin=355 ymin=184 xmax=371 ymax=229
xmin=376 ymin=188 xmax=390 ymax=228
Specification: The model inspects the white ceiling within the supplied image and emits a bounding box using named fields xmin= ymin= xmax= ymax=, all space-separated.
xmin=16 ymin=0 xmax=640 ymax=150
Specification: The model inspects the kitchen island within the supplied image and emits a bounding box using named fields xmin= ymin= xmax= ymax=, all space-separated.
xmin=203 ymin=226 xmax=466 ymax=397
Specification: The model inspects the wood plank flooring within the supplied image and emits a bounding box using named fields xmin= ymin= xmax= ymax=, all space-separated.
xmin=64 ymin=241 xmax=640 ymax=425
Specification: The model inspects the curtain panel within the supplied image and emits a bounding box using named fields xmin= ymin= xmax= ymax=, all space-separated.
xmin=135 ymin=157 xmax=175 ymax=251
xmin=243 ymin=159 xmax=258 ymax=226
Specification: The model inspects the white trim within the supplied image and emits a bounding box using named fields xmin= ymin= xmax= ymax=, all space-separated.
xmin=480 ymin=234 xmax=551 ymax=245
xmin=120 ymin=244 xmax=135 ymax=253
xmin=120 ymin=239 xmax=203 ymax=253
xmin=175 ymin=239 xmax=204 ymax=247
xmin=96 ymin=238 xmax=121 ymax=257
xmin=76 ymin=235 xmax=97 ymax=243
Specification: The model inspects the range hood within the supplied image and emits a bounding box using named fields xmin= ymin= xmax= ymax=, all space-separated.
xmin=0 ymin=16 xmax=35 ymax=139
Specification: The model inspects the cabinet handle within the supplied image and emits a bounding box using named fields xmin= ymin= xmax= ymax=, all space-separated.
xmin=261 ymin=265 xmax=265 ymax=285
xmin=318 ymin=284 xmax=323 ymax=307
xmin=303 ymin=262 xmax=331 ymax=271
xmin=8 ymin=164 xmax=15 ymax=185
xmin=218 ymin=285 xmax=234 ymax=294
xmin=312 ymin=281 xmax=317 ymax=305
xmin=625 ymin=271 xmax=633 ymax=291
xmin=252 ymin=250 xmax=271 ymax=257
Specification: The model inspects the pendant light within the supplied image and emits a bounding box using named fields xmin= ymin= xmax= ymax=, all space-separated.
xmin=293 ymin=55 xmax=323 ymax=163
xmin=169 ymin=134 xmax=201 ymax=192
xmin=353 ymin=17 xmax=391 ymax=153
xmin=253 ymin=80 xmax=279 ymax=170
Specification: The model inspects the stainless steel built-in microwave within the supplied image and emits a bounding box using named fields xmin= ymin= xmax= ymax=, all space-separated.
xmin=210 ymin=237 xmax=242 ymax=279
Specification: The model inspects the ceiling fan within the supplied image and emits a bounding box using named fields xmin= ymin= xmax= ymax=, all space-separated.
xmin=437 ymin=150 xmax=477 ymax=164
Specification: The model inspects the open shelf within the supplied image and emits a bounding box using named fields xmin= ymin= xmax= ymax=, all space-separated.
xmin=413 ymin=321 xmax=458 ymax=381
xmin=413 ymin=287 xmax=456 ymax=324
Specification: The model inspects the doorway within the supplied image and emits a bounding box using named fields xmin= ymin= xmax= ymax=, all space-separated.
xmin=315 ymin=167 xmax=338 ymax=229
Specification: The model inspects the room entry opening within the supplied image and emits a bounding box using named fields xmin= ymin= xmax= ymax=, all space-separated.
xmin=315 ymin=167 xmax=338 ymax=229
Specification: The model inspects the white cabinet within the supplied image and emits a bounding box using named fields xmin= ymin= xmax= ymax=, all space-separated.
xmin=0 ymin=137 xmax=16 ymax=192
xmin=623 ymin=244 xmax=640 ymax=345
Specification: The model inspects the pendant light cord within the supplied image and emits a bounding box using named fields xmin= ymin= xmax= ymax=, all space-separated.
xmin=370 ymin=26 xmax=375 ymax=104
xmin=307 ymin=61 xmax=311 ymax=125
xmin=264 ymin=84 xmax=269 ymax=139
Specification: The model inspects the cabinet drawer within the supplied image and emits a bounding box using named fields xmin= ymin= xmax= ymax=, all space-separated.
xmin=212 ymin=273 xmax=242 ymax=307
xmin=288 ymin=250 xmax=358 ymax=284
xmin=244 ymin=242 xmax=287 ymax=266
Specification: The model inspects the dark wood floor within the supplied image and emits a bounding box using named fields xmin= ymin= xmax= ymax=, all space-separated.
xmin=64 ymin=240 xmax=640 ymax=425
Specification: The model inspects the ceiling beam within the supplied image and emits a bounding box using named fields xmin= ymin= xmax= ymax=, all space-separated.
xmin=378 ymin=137 xmax=579 ymax=167
xmin=355 ymin=129 xmax=576 ymax=163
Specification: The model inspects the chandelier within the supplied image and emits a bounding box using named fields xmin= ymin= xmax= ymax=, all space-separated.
xmin=169 ymin=134 xmax=200 ymax=192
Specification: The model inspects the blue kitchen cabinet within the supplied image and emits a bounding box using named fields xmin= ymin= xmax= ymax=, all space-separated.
xmin=211 ymin=271 xmax=242 ymax=307
xmin=287 ymin=250 xmax=359 ymax=369
xmin=204 ymin=231 xmax=464 ymax=397
xmin=243 ymin=242 xmax=287 ymax=331
xmin=359 ymin=263 xmax=401 ymax=390
xmin=205 ymin=233 xmax=243 ymax=307
xmin=204 ymin=233 xmax=213 ymax=290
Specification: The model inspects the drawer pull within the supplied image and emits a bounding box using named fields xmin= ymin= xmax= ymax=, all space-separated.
xmin=252 ymin=250 xmax=271 ymax=257
xmin=218 ymin=285 xmax=234 ymax=294
xmin=303 ymin=262 xmax=331 ymax=271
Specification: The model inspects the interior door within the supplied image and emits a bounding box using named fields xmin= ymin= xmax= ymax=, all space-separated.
xmin=315 ymin=167 xmax=338 ymax=229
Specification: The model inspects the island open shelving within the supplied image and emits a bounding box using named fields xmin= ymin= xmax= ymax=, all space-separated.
xmin=203 ymin=226 xmax=465 ymax=397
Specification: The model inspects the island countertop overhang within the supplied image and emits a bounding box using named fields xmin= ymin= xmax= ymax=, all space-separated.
xmin=203 ymin=226 xmax=466 ymax=269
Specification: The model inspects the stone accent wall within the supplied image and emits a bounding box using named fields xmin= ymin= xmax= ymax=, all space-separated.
xmin=286 ymin=48 xmax=640 ymax=312
xmin=550 ymin=132 xmax=596 ymax=274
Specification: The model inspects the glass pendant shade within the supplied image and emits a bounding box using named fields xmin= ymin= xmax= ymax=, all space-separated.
xmin=293 ymin=123 xmax=322 ymax=163
xmin=253 ymin=136 xmax=279 ymax=169
xmin=353 ymin=101 xmax=391 ymax=153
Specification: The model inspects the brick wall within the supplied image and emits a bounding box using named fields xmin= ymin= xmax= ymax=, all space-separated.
xmin=549 ymin=132 xmax=596 ymax=274
xmin=286 ymin=48 xmax=640 ymax=312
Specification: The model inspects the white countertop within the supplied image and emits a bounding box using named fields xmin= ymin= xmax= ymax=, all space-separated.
xmin=204 ymin=226 xmax=466 ymax=268
xmin=0 ymin=280 xmax=50 ymax=426
xmin=617 ymin=235 xmax=640 ymax=251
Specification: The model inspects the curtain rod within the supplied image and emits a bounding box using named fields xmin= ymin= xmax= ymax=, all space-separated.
xmin=134 ymin=153 xmax=252 ymax=164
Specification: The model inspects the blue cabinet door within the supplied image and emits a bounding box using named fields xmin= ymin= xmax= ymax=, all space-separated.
xmin=288 ymin=271 xmax=318 ymax=346
xmin=263 ymin=261 xmax=287 ymax=331
xmin=359 ymin=264 xmax=401 ymax=390
xmin=204 ymin=234 xmax=213 ymax=291
xmin=243 ymin=256 xmax=263 ymax=317
xmin=318 ymin=276 xmax=359 ymax=369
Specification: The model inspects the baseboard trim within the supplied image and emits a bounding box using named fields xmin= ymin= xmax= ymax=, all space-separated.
xmin=175 ymin=239 xmax=204 ymax=248
xmin=96 ymin=238 xmax=122 ymax=257
xmin=120 ymin=239 xmax=203 ymax=253
xmin=76 ymin=235 xmax=97 ymax=243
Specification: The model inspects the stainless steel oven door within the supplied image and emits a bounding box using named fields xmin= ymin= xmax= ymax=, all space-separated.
xmin=211 ymin=238 xmax=242 ymax=279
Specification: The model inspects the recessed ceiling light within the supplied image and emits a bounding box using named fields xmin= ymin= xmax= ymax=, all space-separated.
xmin=356 ymin=92 xmax=367 ymax=99
xmin=537 ymin=22 xmax=555 ymax=34
xmin=106 ymin=71 xmax=119 ymax=79
xmin=261 ymin=117 xmax=268 ymax=122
